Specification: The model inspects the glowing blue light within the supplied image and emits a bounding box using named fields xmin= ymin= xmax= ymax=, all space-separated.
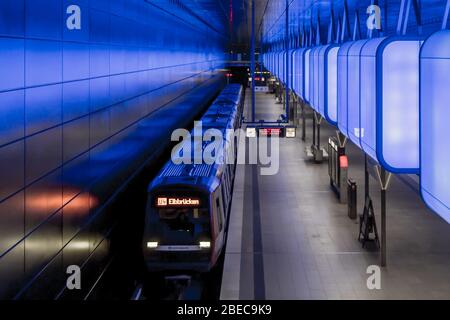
xmin=318 ymin=46 xmax=326 ymax=116
xmin=304 ymin=49 xmax=311 ymax=103
xmin=337 ymin=42 xmax=353 ymax=138
xmin=293 ymin=48 xmax=307 ymax=98
xmin=336 ymin=40 xmax=368 ymax=146
xmin=309 ymin=47 xmax=319 ymax=111
xmin=420 ymin=30 xmax=450 ymax=223
xmin=360 ymin=37 xmax=421 ymax=173
xmin=314 ymin=44 xmax=339 ymax=125
xmin=291 ymin=50 xmax=297 ymax=94
xmin=326 ymin=46 xmax=339 ymax=125
xmin=288 ymin=49 xmax=295 ymax=90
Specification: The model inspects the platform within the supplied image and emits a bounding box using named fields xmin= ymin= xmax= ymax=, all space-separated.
xmin=220 ymin=91 xmax=450 ymax=300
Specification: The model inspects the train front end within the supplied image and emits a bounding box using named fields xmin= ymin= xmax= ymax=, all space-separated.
xmin=143 ymin=185 xmax=214 ymax=273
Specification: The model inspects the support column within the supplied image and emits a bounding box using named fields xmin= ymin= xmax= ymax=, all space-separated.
xmin=375 ymin=165 xmax=392 ymax=267
xmin=364 ymin=154 xmax=370 ymax=200
xmin=285 ymin=0 xmax=289 ymax=122
xmin=251 ymin=0 xmax=255 ymax=122
xmin=337 ymin=131 xmax=347 ymax=149
xmin=312 ymin=111 xmax=316 ymax=147
xmin=301 ymin=102 xmax=306 ymax=141
xmin=316 ymin=113 xmax=322 ymax=150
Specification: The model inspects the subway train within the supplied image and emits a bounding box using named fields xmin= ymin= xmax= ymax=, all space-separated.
xmin=142 ymin=84 xmax=244 ymax=272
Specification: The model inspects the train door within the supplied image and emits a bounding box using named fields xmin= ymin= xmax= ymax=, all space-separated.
xmin=212 ymin=188 xmax=226 ymax=261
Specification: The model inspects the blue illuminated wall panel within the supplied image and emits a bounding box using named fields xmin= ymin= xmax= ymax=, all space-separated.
xmin=326 ymin=46 xmax=339 ymax=125
xmin=309 ymin=47 xmax=316 ymax=109
xmin=314 ymin=44 xmax=339 ymax=125
xmin=311 ymin=47 xmax=320 ymax=111
xmin=304 ymin=49 xmax=311 ymax=103
xmin=360 ymin=38 xmax=384 ymax=161
xmin=0 ymin=0 xmax=225 ymax=299
xmin=279 ymin=51 xmax=282 ymax=79
xmin=337 ymin=42 xmax=353 ymax=137
xmin=288 ymin=49 xmax=295 ymax=90
xmin=318 ymin=46 xmax=326 ymax=116
xmin=381 ymin=40 xmax=421 ymax=172
xmin=293 ymin=48 xmax=307 ymax=99
xmin=347 ymin=40 xmax=369 ymax=148
xmin=420 ymin=30 xmax=450 ymax=223
xmin=360 ymin=37 xmax=421 ymax=172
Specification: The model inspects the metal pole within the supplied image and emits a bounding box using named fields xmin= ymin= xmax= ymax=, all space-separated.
xmin=251 ymin=0 xmax=256 ymax=122
xmin=312 ymin=111 xmax=316 ymax=146
xmin=317 ymin=115 xmax=321 ymax=149
xmin=375 ymin=165 xmax=391 ymax=267
xmin=365 ymin=154 xmax=369 ymax=200
xmin=294 ymin=97 xmax=298 ymax=125
xmin=301 ymin=102 xmax=306 ymax=141
xmin=285 ymin=0 xmax=289 ymax=122
xmin=380 ymin=167 xmax=387 ymax=267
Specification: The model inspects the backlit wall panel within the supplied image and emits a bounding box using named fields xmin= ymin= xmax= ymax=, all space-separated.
xmin=288 ymin=49 xmax=295 ymax=90
xmin=326 ymin=46 xmax=339 ymax=125
xmin=293 ymin=48 xmax=306 ymax=98
xmin=360 ymin=37 xmax=421 ymax=173
xmin=313 ymin=44 xmax=340 ymax=126
xmin=314 ymin=47 xmax=320 ymax=111
xmin=381 ymin=40 xmax=421 ymax=172
xmin=318 ymin=46 xmax=327 ymax=116
xmin=304 ymin=49 xmax=311 ymax=103
xmin=420 ymin=30 xmax=450 ymax=223
xmin=309 ymin=47 xmax=319 ymax=111
xmin=347 ymin=40 xmax=369 ymax=148
xmin=337 ymin=42 xmax=353 ymax=137
xmin=360 ymin=37 xmax=387 ymax=161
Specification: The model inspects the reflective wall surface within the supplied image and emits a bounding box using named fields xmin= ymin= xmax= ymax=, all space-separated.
xmin=0 ymin=0 xmax=226 ymax=299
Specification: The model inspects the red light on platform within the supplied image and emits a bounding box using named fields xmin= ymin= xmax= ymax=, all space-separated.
xmin=259 ymin=128 xmax=282 ymax=137
xmin=339 ymin=156 xmax=349 ymax=168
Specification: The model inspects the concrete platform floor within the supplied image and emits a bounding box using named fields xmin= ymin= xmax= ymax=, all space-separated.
xmin=220 ymin=90 xmax=450 ymax=300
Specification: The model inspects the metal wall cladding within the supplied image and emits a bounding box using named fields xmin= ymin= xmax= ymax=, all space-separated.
xmin=0 ymin=0 xmax=226 ymax=299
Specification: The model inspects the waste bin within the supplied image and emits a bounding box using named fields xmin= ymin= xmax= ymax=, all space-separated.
xmin=347 ymin=179 xmax=357 ymax=220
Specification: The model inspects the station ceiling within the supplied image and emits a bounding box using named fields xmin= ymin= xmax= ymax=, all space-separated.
xmin=182 ymin=0 xmax=447 ymax=47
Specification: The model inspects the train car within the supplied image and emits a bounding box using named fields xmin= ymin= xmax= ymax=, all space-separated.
xmin=142 ymin=84 xmax=244 ymax=272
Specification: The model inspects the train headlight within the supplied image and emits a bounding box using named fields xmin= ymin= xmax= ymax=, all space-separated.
xmin=199 ymin=241 xmax=211 ymax=249
xmin=147 ymin=241 xmax=159 ymax=249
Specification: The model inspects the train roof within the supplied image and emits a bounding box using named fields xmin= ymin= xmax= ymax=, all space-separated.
xmin=149 ymin=84 xmax=243 ymax=193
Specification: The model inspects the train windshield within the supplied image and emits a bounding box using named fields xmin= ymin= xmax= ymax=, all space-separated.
xmin=147 ymin=192 xmax=210 ymax=245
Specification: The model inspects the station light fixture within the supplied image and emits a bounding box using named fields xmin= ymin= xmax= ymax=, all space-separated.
xmin=246 ymin=127 xmax=257 ymax=138
xmin=199 ymin=241 xmax=211 ymax=249
xmin=147 ymin=241 xmax=159 ymax=249
xmin=285 ymin=127 xmax=296 ymax=138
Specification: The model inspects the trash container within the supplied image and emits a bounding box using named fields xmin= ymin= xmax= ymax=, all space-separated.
xmin=347 ymin=179 xmax=357 ymax=220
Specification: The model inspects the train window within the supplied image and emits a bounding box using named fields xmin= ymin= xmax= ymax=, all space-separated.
xmin=216 ymin=198 xmax=223 ymax=231
xmin=150 ymin=207 xmax=210 ymax=244
xmin=227 ymin=164 xmax=233 ymax=184
xmin=222 ymin=176 xmax=229 ymax=205
xmin=221 ymin=184 xmax=228 ymax=213
xmin=224 ymin=171 xmax=230 ymax=195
